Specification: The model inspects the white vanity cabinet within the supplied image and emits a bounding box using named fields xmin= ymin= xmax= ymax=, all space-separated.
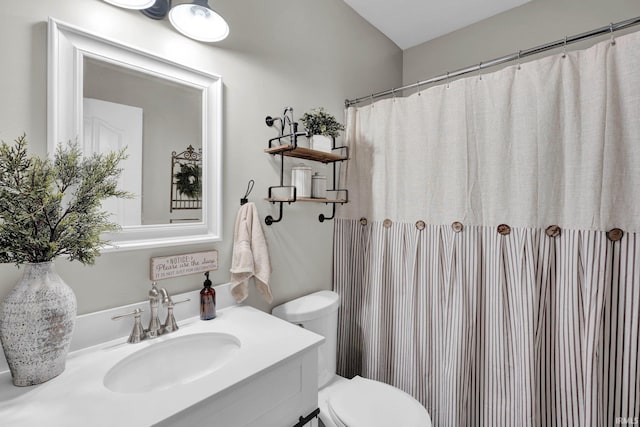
xmin=0 ymin=292 xmax=324 ymax=427
xmin=158 ymin=349 xmax=319 ymax=427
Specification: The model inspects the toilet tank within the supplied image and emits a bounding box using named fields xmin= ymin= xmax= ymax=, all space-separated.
xmin=272 ymin=291 xmax=341 ymax=388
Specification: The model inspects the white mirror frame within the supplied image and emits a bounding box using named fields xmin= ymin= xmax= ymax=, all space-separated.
xmin=47 ymin=18 xmax=222 ymax=251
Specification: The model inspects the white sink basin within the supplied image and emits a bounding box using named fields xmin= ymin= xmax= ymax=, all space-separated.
xmin=103 ymin=332 xmax=240 ymax=394
xmin=0 ymin=305 xmax=324 ymax=427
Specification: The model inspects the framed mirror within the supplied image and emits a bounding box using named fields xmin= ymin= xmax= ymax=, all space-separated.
xmin=48 ymin=18 xmax=222 ymax=250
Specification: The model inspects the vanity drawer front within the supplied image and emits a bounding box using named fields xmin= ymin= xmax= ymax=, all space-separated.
xmin=158 ymin=349 xmax=318 ymax=427
xmin=240 ymin=359 xmax=304 ymax=426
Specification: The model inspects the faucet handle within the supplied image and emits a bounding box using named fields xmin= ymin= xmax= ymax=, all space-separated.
xmin=111 ymin=307 xmax=144 ymax=321
xmin=162 ymin=299 xmax=191 ymax=334
xmin=112 ymin=308 xmax=145 ymax=344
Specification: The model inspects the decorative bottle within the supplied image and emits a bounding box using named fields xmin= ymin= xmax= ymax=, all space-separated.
xmin=200 ymin=272 xmax=216 ymax=320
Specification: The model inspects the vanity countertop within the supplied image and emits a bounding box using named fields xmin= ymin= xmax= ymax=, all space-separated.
xmin=0 ymin=304 xmax=324 ymax=426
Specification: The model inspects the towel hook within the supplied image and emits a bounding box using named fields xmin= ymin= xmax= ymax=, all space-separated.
xmin=240 ymin=179 xmax=255 ymax=205
xmin=609 ymin=23 xmax=616 ymax=45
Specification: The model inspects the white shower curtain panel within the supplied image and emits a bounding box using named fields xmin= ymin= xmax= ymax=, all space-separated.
xmin=334 ymin=30 xmax=640 ymax=427
xmin=340 ymin=31 xmax=640 ymax=231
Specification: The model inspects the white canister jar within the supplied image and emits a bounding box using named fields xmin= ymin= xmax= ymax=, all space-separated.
xmin=311 ymin=172 xmax=327 ymax=198
xmin=291 ymin=164 xmax=312 ymax=198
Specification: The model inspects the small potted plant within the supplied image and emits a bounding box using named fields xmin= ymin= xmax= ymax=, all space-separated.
xmin=299 ymin=107 xmax=345 ymax=152
xmin=0 ymin=134 xmax=130 ymax=386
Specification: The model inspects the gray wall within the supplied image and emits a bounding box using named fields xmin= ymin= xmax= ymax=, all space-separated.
xmin=403 ymin=0 xmax=640 ymax=86
xmin=0 ymin=0 xmax=402 ymax=314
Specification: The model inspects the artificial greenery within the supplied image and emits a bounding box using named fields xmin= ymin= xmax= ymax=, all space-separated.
xmin=175 ymin=162 xmax=201 ymax=199
xmin=300 ymin=107 xmax=345 ymax=138
xmin=0 ymin=134 xmax=130 ymax=265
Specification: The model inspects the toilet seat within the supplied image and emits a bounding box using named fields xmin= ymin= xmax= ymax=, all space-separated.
xmin=325 ymin=376 xmax=431 ymax=427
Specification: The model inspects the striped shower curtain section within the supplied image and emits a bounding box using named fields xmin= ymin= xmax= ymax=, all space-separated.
xmin=334 ymin=219 xmax=640 ymax=426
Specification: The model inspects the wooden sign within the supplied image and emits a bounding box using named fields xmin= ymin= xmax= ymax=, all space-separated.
xmin=150 ymin=250 xmax=218 ymax=281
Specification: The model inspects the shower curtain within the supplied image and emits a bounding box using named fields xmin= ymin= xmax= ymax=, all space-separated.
xmin=334 ymin=30 xmax=640 ymax=427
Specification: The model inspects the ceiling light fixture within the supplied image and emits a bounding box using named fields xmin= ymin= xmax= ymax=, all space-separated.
xmin=103 ymin=0 xmax=156 ymax=10
xmin=103 ymin=0 xmax=229 ymax=42
xmin=169 ymin=0 xmax=229 ymax=42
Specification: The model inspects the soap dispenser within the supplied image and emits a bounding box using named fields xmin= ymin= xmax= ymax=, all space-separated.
xmin=200 ymin=272 xmax=216 ymax=320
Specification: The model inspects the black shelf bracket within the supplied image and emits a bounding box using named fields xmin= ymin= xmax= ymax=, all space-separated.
xmin=265 ymin=186 xmax=296 ymax=225
xmin=319 ymin=189 xmax=348 ymax=222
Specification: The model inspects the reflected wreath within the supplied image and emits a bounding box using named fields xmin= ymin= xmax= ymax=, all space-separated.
xmin=174 ymin=163 xmax=201 ymax=199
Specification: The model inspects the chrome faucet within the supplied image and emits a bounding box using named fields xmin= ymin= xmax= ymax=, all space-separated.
xmin=111 ymin=308 xmax=145 ymax=344
xmin=146 ymin=282 xmax=163 ymax=339
xmin=161 ymin=292 xmax=179 ymax=334
xmin=112 ymin=282 xmax=190 ymax=344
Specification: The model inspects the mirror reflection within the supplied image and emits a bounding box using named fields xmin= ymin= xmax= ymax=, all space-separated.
xmin=83 ymin=57 xmax=203 ymax=226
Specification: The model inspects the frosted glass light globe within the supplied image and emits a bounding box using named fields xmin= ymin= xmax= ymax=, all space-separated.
xmin=169 ymin=2 xmax=229 ymax=42
xmin=103 ymin=0 xmax=155 ymax=10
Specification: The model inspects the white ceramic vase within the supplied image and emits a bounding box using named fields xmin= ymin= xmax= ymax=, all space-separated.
xmin=0 ymin=262 xmax=77 ymax=386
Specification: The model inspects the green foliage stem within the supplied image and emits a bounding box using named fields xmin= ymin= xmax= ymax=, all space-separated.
xmin=0 ymin=134 xmax=131 ymax=265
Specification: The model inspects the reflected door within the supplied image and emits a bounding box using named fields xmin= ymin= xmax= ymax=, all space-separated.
xmin=83 ymin=98 xmax=143 ymax=227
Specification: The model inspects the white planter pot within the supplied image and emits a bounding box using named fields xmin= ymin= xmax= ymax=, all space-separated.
xmin=309 ymin=135 xmax=333 ymax=153
xmin=0 ymin=262 xmax=77 ymax=386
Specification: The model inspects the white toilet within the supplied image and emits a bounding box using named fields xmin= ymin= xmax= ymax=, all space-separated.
xmin=272 ymin=290 xmax=432 ymax=427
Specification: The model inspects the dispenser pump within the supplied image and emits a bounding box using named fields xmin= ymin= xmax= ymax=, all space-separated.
xmin=200 ymin=272 xmax=216 ymax=320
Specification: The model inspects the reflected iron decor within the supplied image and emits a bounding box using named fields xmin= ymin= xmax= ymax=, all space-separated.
xmin=170 ymin=145 xmax=203 ymax=211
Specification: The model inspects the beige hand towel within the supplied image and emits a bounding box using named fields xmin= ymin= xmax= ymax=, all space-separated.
xmin=230 ymin=202 xmax=273 ymax=303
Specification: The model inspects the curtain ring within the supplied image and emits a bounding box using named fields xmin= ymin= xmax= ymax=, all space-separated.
xmin=416 ymin=220 xmax=426 ymax=231
xmin=452 ymin=221 xmax=463 ymax=233
xmin=417 ymin=81 xmax=422 ymax=96
xmin=607 ymin=228 xmax=624 ymax=241
xmin=497 ymin=224 xmax=511 ymax=235
xmin=517 ymin=50 xmax=522 ymax=70
xmin=446 ymin=72 xmax=450 ymax=88
xmin=359 ymin=217 xmax=368 ymax=226
xmin=545 ymin=225 xmax=561 ymax=238
xmin=562 ymin=36 xmax=567 ymax=58
xmin=370 ymin=94 xmax=374 ymax=108
xmin=610 ymin=23 xmax=616 ymax=46
xmin=383 ymin=219 xmax=393 ymax=229
xmin=391 ymin=88 xmax=396 ymax=102
xmin=477 ymin=62 xmax=483 ymax=80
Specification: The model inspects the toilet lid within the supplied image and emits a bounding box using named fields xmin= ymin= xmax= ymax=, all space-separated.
xmin=327 ymin=376 xmax=430 ymax=427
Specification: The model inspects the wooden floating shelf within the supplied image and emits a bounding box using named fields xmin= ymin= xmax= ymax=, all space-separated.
xmin=266 ymin=197 xmax=347 ymax=204
xmin=264 ymin=144 xmax=348 ymax=163
xmin=263 ymin=132 xmax=348 ymax=224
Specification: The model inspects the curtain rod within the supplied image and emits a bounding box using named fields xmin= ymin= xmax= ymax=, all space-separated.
xmin=345 ymin=15 xmax=640 ymax=108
